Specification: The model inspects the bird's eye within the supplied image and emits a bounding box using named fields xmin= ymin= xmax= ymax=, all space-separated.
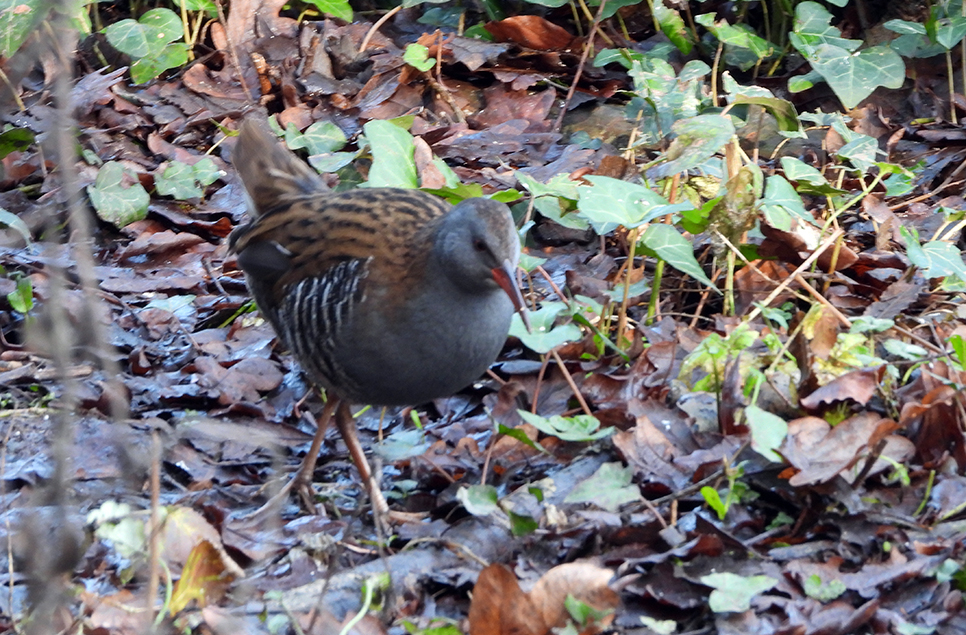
xmin=473 ymin=239 xmax=487 ymax=252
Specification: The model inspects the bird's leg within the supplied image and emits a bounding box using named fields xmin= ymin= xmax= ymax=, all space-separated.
xmin=292 ymin=396 xmax=339 ymax=498
xmin=334 ymin=402 xmax=391 ymax=527
xmin=336 ymin=404 xmax=429 ymax=532
xmin=248 ymin=397 xmax=338 ymax=517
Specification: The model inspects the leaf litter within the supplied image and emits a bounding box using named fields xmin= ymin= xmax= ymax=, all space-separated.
xmin=1 ymin=0 xmax=966 ymax=633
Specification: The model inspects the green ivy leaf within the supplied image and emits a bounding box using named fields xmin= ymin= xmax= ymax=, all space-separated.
xmin=517 ymin=172 xmax=579 ymax=201
xmin=517 ymin=252 xmax=546 ymax=273
xmin=287 ymin=120 xmax=356 ymax=173
xmin=564 ymin=462 xmax=641 ymax=511
xmin=303 ymin=0 xmax=352 ymax=21
xmin=702 ymin=572 xmax=777 ymax=612
xmin=139 ymin=8 xmax=183 ymax=43
xmin=883 ymin=339 xmax=929 ymax=360
xmin=308 ymin=152 xmax=356 ymax=173
xmin=508 ymin=302 xmax=581 ymax=353
xmin=883 ymin=170 xmax=914 ymax=197
xmin=564 ymin=594 xmax=614 ymax=625
xmin=884 ymin=19 xmax=926 ymax=35
xmin=374 ymin=428 xmax=431 ymax=462
xmin=105 ymin=8 xmax=183 ymax=63
xmin=586 ymin=0 xmax=640 ymax=20
xmin=780 ymin=156 xmax=827 ymax=186
xmin=732 ymin=95 xmax=801 ymax=133
xmin=949 ymin=334 xmax=966 ymax=367
xmin=130 ymin=42 xmax=189 ymax=84
xmin=651 ymin=114 xmax=735 ymax=179
xmin=640 ymin=224 xmax=716 ymax=289
xmin=518 ymin=173 xmax=583 ymax=228
xmin=155 ymin=158 xmax=223 ymax=199
xmin=6 ymin=275 xmax=32 ymax=313
xmin=760 ymin=175 xmax=820 ymax=229
xmin=788 ymin=69 xmax=824 ymax=93
xmin=0 ymin=207 xmax=31 ymax=244
xmin=920 ymin=241 xmax=966 ymax=282
xmin=593 ymin=48 xmax=643 ymax=69
xmin=155 ymin=161 xmax=202 ymax=199
xmin=803 ymin=574 xmax=846 ymax=601
xmin=457 ymin=484 xmax=499 ymax=516
xmin=790 ymin=2 xmax=862 ymax=55
xmin=653 ymin=1 xmax=691 ymax=54
xmin=935 ymin=16 xmax=966 ymax=50
xmin=490 ymin=189 xmax=522 ymax=204
xmin=0 ymin=127 xmax=34 ymax=159
xmin=849 ymin=316 xmax=895 ymax=334
xmin=508 ymin=511 xmax=538 ymax=536
xmin=675 ymin=196 xmax=717 ymax=235
xmin=697 ymin=14 xmax=774 ymax=67
xmin=835 ymin=134 xmax=879 ymax=171
xmin=517 ymin=410 xmax=612 ymax=443
xmin=404 ymin=43 xmax=436 ymax=71
xmin=192 ymin=157 xmax=222 ymax=186
xmin=745 ymin=405 xmax=787 ymax=463
xmin=807 ymin=44 xmax=905 ymax=110
xmin=575 ymin=176 xmax=675 ymax=233
xmin=701 ymin=486 xmax=727 ymax=520
xmin=294 ymin=121 xmax=347 ymax=154
xmin=497 ymin=423 xmax=545 ymax=453
xmin=0 ymin=0 xmax=48 ymax=59
xmin=104 ymin=19 xmax=166 ymax=58
xmin=426 ymin=156 xmax=467 ymax=191
xmin=363 ymin=120 xmax=417 ymax=188
xmin=87 ymin=162 xmax=150 ymax=227
xmin=176 ymin=0 xmax=217 ymax=12
xmin=422 ymin=182 xmax=486 ymax=204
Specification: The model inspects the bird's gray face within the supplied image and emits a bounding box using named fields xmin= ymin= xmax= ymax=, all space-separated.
xmin=439 ymin=198 xmax=520 ymax=292
xmin=435 ymin=198 xmax=528 ymax=326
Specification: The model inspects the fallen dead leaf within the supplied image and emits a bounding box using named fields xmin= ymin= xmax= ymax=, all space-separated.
xmin=781 ymin=412 xmax=911 ymax=486
xmin=170 ymin=539 xmax=234 ymax=614
xmin=485 ymin=16 xmax=574 ymax=51
xmin=468 ymin=561 xmax=617 ymax=635
xmin=800 ymin=367 xmax=881 ymax=410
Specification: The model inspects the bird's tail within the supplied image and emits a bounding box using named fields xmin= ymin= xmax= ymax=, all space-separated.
xmin=233 ymin=117 xmax=327 ymax=216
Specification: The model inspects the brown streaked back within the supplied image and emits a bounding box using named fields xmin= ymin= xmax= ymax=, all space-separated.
xmin=229 ymin=119 xmax=452 ymax=306
xmin=233 ymin=118 xmax=330 ymax=215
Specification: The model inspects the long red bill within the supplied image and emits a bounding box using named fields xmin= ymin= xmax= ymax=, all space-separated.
xmin=492 ymin=260 xmax=531 ymax=332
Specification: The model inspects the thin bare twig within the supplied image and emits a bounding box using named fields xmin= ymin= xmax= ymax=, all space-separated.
xmin=359 ymin=5 xmax=403 ymax=54
xmin=213 ymin=0 xmax=253 ymax=100
xmin=553 ymin=0 xmax=608 ymax=132
xmin=146 ymin=433 xmax=162 ymax=627
xmin=550 ymin=349 xmax=592 ymax=416
xmin=745 ymin=229 xmax=845 ymax=324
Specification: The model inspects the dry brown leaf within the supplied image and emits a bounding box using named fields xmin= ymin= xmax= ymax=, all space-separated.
xmin=415 ymin=136 xmax=447 ymax=190
xmin=529 ymin=562 xmax=618 ymax=633
xmin=808 ymin=306 xmax=839 ymax=361
xmin=485 ymin=16 xmax=574 ymax=51
xmin=733 ymin=259 xmax=792 ymax=314
xmin=469 ymin=562 xmax=617 ymax=635
xmin=160 ymin=507 xmax=244 ymax=578
xmin=170 ymin=540 xmax=234 ymax=614
xmin=468 ymin=563 xmax=545 ymax=635
xmin=782 ymin=412 xmax=905 ymax=486
xmin=800 ymin=367 xmax=881 ymax=410
xmin=87 ymin=589 xmax=148 ymax=635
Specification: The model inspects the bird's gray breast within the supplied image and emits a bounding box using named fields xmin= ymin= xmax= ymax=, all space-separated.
xmin=333 ymin=284 xmax=514 ymax=406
